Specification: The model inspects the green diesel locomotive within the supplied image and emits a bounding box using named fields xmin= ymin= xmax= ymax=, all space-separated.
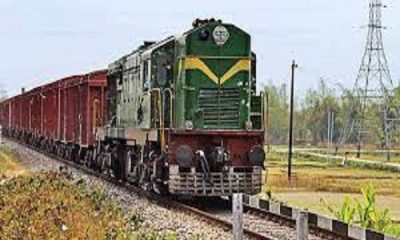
xmin=96 ymin=19 xmax=266 ymax=196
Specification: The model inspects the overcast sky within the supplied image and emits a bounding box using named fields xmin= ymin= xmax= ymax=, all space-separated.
xmin=0 ymin=0 xmax=399 ymax=96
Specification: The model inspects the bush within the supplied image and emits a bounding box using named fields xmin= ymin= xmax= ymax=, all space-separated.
xmin=322 ymin=185 xmax=400 ymax=236
xmin=0 ymin=172 xmax=178 ymax=239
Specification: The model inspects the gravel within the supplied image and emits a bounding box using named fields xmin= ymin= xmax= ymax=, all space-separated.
xmin=4 ymin=140 xmax=234 ymax=240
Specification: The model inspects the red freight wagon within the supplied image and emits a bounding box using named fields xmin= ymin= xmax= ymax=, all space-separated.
xmin=19 ymin=95 xmax=30 ymax=132
xmin=0 ymin=100 xmax=11 ymax=129
xmin=0 ymin=101 xmax=3 ymax=125
xmin=27 ymin=87 xmax=43 ymax=136
xmin=41 ymin=80 xmax=61 ymax=140
xmin=3 ymin=70 xmax=106 ymax=163
xmin=60 ymin=70 xmax=107 ymax=147
xmin=10 ymin=96 xmax=22 ymax=132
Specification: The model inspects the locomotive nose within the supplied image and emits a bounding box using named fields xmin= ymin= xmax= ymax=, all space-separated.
xmin=248 ymin=145 xmax=266 ymax=168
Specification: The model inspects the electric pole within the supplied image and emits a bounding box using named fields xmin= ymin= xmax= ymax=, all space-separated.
xmin=288 ymin=60 xmax=298 ymax=181
xmin=339 ymin=0 xmax=399 ymax=161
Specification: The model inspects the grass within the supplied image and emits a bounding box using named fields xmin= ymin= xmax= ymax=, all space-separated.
xmin=273 ymin=145 xmax=400 ymax=163
xmin=264 ymin=152 xmax=400 ymax=196
xmin=262 ymin=149 xmax=400 ymax=236
xmin=0 ymin=146 xmax=26 ymax=178
xmin=0 ymin=147 xmax=180 ymax=239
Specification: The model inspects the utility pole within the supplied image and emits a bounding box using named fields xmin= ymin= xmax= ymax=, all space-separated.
xmin=288 ymin=60 xmax=298 ymax=181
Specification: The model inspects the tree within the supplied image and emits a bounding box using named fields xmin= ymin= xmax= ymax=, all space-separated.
xmin=0 ymin=85 xmax=7 ymax=102
xmin=301 ymin=79 xmax=340 ymax=144
xmin=264 ymin=83 xmax=289 ymax=144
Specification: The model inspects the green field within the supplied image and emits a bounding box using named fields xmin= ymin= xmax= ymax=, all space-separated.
xmin=262 ymin=148 xmax=400 ymax=236
xmin=272 ymin=145 xmax=400 ymax=163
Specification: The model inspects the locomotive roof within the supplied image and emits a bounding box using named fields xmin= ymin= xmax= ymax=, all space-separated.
xmin=108 ymin=35 xmax=176 ymax=72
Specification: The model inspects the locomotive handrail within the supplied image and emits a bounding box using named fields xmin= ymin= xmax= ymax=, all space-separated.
xmin=150 ymin=88 xmax=165 ymax=151
xmin=260 ymin=91 xmax=264 ymax=131
xmin=164 ymin=88 xmax=174 ymax=129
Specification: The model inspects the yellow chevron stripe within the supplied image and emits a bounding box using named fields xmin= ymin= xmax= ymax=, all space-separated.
xmin=220 ymin=59 xmax=251 ymax=85
xmin=184 ymin=57 xmax=219 ymax=84
xmin=184 ymin=57 xmax=251 ymax=85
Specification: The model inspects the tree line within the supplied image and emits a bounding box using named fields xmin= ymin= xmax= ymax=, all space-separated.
xmin=264 ymin=79 xmax=400 ymax=148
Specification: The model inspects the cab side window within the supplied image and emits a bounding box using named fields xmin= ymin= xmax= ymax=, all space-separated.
xmin=143 ymin=60 xmax=149 ymax=91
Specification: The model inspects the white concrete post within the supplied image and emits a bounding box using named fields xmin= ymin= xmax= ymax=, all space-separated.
xmin=296 ymin=211 xmax=309 ymax=240
xmin=233 ymin=193 xmax=243 ymax=240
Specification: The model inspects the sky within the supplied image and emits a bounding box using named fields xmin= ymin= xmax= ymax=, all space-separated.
xmin=0 ymin=0 xmax=399 ymax=97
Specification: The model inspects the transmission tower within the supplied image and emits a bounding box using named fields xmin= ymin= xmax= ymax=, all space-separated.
xmin=341 ymin=0 xmax=398 ymax=161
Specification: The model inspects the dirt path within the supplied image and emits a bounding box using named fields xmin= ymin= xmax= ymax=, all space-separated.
xmin=0 ymin=148 xmax=26 ymax=178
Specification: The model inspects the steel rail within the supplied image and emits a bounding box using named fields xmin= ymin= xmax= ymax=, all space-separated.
xmin=242 ymin=205 xmax=351 ymax=240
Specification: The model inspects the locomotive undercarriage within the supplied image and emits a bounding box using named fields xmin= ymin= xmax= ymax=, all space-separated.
xmin=91 ymin=138 xmax=168 ymax=193
xmin=4 ymin=128 xmax=264 ymax=197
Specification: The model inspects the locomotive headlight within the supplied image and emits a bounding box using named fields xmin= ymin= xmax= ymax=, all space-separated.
xmin=213 ymin=26 xmax=230 ymax=45
xmin=185 ymin=120 xmax=193 ymax=130
xmin=248 ymin=145 xmax=266 ymax=168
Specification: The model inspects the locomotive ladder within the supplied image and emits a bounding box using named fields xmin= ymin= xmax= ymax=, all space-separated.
xmin=151 ymin=88 xmax=174 ymax=152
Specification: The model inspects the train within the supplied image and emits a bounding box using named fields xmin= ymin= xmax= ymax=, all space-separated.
xmin=0 ymin=19 xmax=267 ymax=197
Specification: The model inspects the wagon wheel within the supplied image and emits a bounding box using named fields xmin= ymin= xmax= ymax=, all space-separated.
xmin=74 ymin=147 xmax=82 ymax=164
xmin=125 ymin=149 xmax=133 ymax=182
xmin=96 ymin=153 xmax=104 ymax=173
xmin=64 ymin=147 xmax=71 ymax=161
xmin=84 ymin=150 xmax=93 ymax=168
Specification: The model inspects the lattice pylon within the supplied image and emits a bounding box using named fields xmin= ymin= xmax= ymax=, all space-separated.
xmin=338 ymin=0 xmax=398 ymax=160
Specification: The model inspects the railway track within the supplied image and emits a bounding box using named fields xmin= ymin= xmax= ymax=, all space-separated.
xmin=5 ymin=138 xmax=350 ymax=240
xmin=6 ymin=138 xmax=274 ymax=240
xmin=184 ymin=197 xmax=348 ymax=240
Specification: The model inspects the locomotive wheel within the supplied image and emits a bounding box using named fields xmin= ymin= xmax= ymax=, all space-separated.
xmin=125 ymin=149 xmax=133 ymax=183
xmin=118 ymin=145 xmax=127 ymax=181
xmin=138 ymin=164 xmax=151 ymax=191
xmin=153 ymin=182 xmax=168 ymax=195
xmin=111 ymin=149 xmax=121 ymax=180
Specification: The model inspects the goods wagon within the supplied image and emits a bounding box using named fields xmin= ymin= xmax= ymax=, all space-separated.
xmin=0 ymin=100 xmax=11 ymax=129
xmin=2 ymin=70 xmax=107 ymax=162
xmin=58 ymin=70 xmax=107 ymax=162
